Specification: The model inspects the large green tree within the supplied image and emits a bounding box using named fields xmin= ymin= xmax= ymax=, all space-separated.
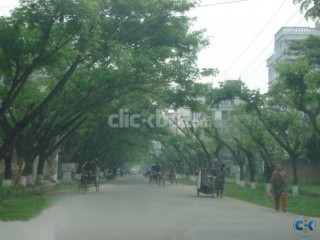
xmin=274 ymin=35 xmax=320 ymax=163
xmin=0 ymin=0 xmax=210 ymax=184
xmin=294 ymin=0 xmax=320 ymax=25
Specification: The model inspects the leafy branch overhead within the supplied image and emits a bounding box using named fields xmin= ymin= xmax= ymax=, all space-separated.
xmin=0 ymin=0 xmax=209 ymax=180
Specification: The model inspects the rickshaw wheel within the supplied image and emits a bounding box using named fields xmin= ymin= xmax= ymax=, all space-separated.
xmin=79 ymin=177 xmax=87 ymax=194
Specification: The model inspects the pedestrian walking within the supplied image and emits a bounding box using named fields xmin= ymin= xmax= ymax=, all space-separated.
xmin=271 ymin=163 xmax=287 ymax=212
xmin=112 ymin=167 xmax=117 ymax=181
xmin=214 ymin=163 xmax=226 ymax=198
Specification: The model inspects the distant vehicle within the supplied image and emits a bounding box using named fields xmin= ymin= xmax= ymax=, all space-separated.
xmin=163 ymin=165 xmax=177 ymax=186
xmin=79 ymin=161 xmax=99 ymax=193
xmin=197 ymin=170 xmax=215 ymax=198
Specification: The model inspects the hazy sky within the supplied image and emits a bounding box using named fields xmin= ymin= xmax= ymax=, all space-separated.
xmin=0 ymin=0 xmax=316 ymax=93
xmin=189 ymin=0 xmax=316 ymax=92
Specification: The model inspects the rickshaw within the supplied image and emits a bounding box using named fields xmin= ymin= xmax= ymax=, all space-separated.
xmin=165 ymin=173 xmax=177 ymax=185
xmin=78 ymin=162 xmax=99 ymax=193
xmin=196 ymin=169 xmax=215 ymax=198
xmin=163 ymin=167 xmax=177 ymax=186
xmin=148 ymin=172 xmax=163 ymax=186
xmin=148 ymin=163 xmax=164 ymax=186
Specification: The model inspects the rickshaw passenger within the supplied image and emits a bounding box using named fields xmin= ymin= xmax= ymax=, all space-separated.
xmin=167 ymin=165 xmax=176 ymax=178
xmin=151 ymin=162 xmax=162 ymax=175
xmin=82 ymin=160 xmax=97 ymax=182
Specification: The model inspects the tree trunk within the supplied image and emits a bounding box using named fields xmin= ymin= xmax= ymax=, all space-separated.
xmin=291 ymin=155 xmax=298 ymax=185
xmin=4 ymin=151 xmax=12 ymax=180
xmin=48 ymin=150 xmax=59 ymax=182
xmin=21 ymin=160 xmax=33 ymax=186
xmin=0 ymin=139 xmax=14 ymax=170
xmin=239 ymin=161 xmax=245 ymax=187
xmin=36 ymin=148 xmax=47 ymax=184
xmin=3 ymin=150 xmax=13 ymax=186
xmin=14 ymin=159 xmax=25 ymax=187
xmin=197 ymin=138 xmax=212 ymax=170
xmin=246 ymin=153 xmax=256 ymax=183
xmin=186 ymin=160 xmax=193 ymax=176
xmin=290 ymin=154 xmax=299 ymax=196
xmin=263 ymin=161 xmax=274 ymax=183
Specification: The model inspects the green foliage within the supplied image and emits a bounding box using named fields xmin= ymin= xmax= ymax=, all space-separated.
xmin=294 ymin=0 xmax=320 ymax=23
xmin=225 ymin=180 xmax=320 ymax=217
xmin=0 ymin=187 xmax=25 ymax=200
xmin=0 ymin=186 xmax=54 ymax=221
xmin=0 ymin=0 xmax=210 ymax=177
xmin=0 ymin=195 xmax=52 ymax=221
xmin=272 ymin=35 xmax=320 ymax=163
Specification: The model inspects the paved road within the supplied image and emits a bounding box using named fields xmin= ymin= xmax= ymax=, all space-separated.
xmin=0 ymin=175 xmax=319 ymax=240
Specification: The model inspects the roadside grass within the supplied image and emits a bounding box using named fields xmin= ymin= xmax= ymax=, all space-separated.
xmin=0 ymin=195 xmax=54 ymax=221
xmin=53 ymin=182 xmax=78 ymax=191
xmin=0 ymin=187 xmax=25 ymax=199
xmin=224 ymin=179 xmax=320 ymax=217
xmin=293 ymin=184 xmax=320 ymax=198
xmin=224 ymin=182 xmax=274 ymax=209
xmin=179 ymin=177 xmax=320 ymax=217
xmin=0 ymin=181 xmax=83 ymax=221
xmin=0 ymin=187 xmax=56 ymax=221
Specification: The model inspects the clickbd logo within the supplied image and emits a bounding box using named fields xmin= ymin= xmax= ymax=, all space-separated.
xmin=293 ymin=215 xmax=316 ymax=237
xmin=107 ymin=109 xmax=167 ymax=129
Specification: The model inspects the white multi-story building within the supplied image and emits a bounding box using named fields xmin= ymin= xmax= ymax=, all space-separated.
xmin=267 ymin=27 xmax=320 ymax=89
xmin=165 ymin=80 xmax=243 ymax=132
xmin=211 ymin=98 xmax=243 ymax=122
xmin=208 ymin=80 xmax=243 ymax=122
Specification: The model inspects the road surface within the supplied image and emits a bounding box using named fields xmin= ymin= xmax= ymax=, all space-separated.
xmin=0 ymin=175 xmax=319 ymax=240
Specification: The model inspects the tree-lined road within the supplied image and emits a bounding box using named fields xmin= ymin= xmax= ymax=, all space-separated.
xmin=0 ymin=175 xmax=319 ymax=240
